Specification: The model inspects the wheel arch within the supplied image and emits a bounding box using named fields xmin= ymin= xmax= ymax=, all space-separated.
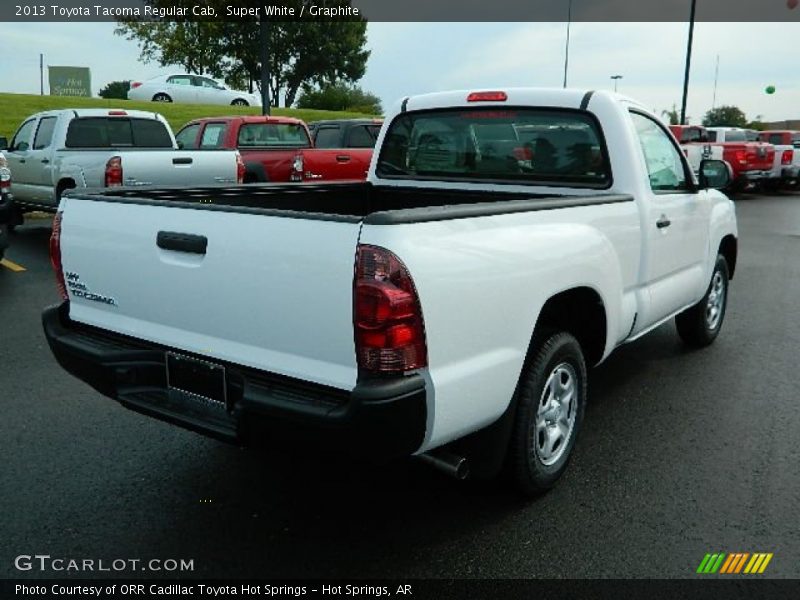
xmin=718 ymin=234 xmax=737 ymax=280
xmin=532 ymin=286 xmax=608 ymax=367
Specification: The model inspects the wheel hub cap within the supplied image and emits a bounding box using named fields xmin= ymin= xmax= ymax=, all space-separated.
xmin=705 ymin=271 xmax=725 ymax=330
xmin=533 ymin=362 xmax=578 ymax=466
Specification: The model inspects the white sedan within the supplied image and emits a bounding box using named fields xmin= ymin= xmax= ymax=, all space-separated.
xmin=127 ymin=74 xmax=261 ymax=107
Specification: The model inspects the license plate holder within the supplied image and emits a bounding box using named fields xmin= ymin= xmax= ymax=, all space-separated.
xmin=166 ymin=352 xmax=227 ymax=409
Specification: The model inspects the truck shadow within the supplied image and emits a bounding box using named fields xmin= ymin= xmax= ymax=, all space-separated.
xmin=125 ymin=324 xmax=698 ymax=578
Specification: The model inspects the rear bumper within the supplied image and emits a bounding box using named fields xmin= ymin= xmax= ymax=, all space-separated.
xmin=737 ymin=170 xmax=771 ymax=182
xmin=782 ymin=166 xmax=800 ymax=179
xmin=42 ymin=302 xmax=427 ymax=458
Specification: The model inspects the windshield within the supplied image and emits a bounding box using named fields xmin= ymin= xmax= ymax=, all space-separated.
xmin=237 ymin=123 xmax=310 ymax=148
xmin=376 ymin=108 xmax=610 ymax=187
xmin=722 ymin=130 xmax=747 ymax=142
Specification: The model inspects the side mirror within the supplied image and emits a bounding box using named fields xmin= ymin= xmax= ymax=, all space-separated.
xmin=0 ymin=137 xmax=7 ymax=150
xmin=176 ymin=141 xmax=184 ymax=149
xmin=699 ymin=159 xmax=732 ymax=191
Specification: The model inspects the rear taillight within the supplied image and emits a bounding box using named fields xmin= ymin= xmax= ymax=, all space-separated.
xmin=290 ymin=154 xmax=304 ymax=182
xmin=131 ymin=82 xmax=142 ymax=89
xmin=734 ymin=149 xmax=747 ymax=166
xmin=236 ymin=152 xmax=245 ymax=184
xmin=105 ymin=156 xmax=123 ymax=187
xmin=50 ymin=211 xmax=68 ymax=301
xmin=354 ymin=245 xmax=427 ymax=373
xmin=782 ymin=149 xmax=794 ymax=165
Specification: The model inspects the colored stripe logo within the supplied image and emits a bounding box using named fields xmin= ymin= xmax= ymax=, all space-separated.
xmin=697 ymin=552 xmax=773 ymax=574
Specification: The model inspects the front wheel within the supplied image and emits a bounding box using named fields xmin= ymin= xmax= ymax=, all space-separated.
xmin=676 ymin=254 xmax=729 ymax=348
xmin=152 ymin=93 xmax=172 ymax=103
xmin=507 ymin=332 xmax=587 ymax=497
xmin=231 ymin=99 xmax=249 ymax=106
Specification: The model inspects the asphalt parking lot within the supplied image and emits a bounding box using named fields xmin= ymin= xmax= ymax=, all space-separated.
xmin=1 ymin=193 xmax=799 ymax=580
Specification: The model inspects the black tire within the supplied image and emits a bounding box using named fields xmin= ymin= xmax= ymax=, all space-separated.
xmin=676 ymin=254 xmax=729 ymax=348
xmin=508 ymin=332 xmax=587 ymax=497
xmin=152 ymin=93 xmax=172 ymax=103
xmin=231 ymin=99 xmax=249 ymax=106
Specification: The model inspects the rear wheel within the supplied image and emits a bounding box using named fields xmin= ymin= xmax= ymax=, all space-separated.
xmin=507 ymin=332 xmax=587 ymax=497
xmin=676 ymin=254 xmax=729 ymax=348
xmin=231 ymin=99 xmax=249 ymax=106
xmin=152 ymin=93 xmax=172 ymax=103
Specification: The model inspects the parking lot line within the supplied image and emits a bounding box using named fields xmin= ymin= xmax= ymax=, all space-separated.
xmin=0 ymin=258 xmax=27 ymax=272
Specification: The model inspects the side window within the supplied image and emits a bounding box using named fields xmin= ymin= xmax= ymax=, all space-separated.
xmin=33 ymin=117 xmax=57 ymax=150
xmin=630 ymin=112 xmax=688 ymax=192
xmin=175 ymin=124 xmax=200 ymax=149
xmin=11 ymin=119 xmax=36 ymax=152
xmin=768 ymin=133 xmax=783 ymax=145
xmin=346 ymin=125 xmax=377 ymax=148
xmin=200 ymin=123 xmax=226 ymax=148
xmin=314 ymin=127 xmax=341 ymax=149
xmin=167 ymin=76 xmax=192 ymax=86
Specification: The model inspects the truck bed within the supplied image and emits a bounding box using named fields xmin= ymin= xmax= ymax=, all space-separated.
xmin=68 ymin=182 xmax=633 ymax=224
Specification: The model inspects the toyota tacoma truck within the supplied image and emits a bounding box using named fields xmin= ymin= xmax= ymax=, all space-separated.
xmin=294 ymin=119 xmax=383 ymax=182
xmin=42 ymin=89 xmax=738 ymax=496
xmin=705 ymin=127 xmax=774 ymax=191
xmin=174 ymin=115 xmax=312 ymax=183
xmin=757 ymin=130 xmax=800 ymax=190
xmin=1 ymin=109 xmax=244 ymax=228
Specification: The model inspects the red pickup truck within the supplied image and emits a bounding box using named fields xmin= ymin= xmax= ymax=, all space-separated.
xmin=669 ymin=125 xmax=774 ymax=191
xmin=291 ymin=119 xmax=383 ymax=182
xmin=175 ymin=115 xmax=311 ymax=183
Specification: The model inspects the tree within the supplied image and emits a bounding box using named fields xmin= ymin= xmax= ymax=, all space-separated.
xmin=297 ymin=83 xmax=382 ymax=114
xmin=99 ymin=80 xmax=131 ymax=100
xmin=115 ymin=1 xmax=369 ymax=107
xmin=702 ymin=105 xmax=748 ymax=128
xmin=661 ymin=104 xmax=680 ymax=125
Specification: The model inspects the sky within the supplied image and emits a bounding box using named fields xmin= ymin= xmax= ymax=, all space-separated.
xmin=0 ymin=21 xmax=797 ymax=123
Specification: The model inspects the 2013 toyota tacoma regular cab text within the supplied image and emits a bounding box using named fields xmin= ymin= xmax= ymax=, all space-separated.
xmin=42 ymin=89 xmax=738 ymax=496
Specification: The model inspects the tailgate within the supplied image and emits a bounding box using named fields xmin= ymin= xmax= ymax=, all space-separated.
xmin=59 ymin=197 xmax=362 ymax=390
xmin=120 ymin=151 xmax=238 ymax=186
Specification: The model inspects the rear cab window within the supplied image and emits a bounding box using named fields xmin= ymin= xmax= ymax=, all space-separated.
xmin=376 ymin=107 xmax=611 ymax=187
xmin=237 ymin=123 xmax=310 ymax=148
xmin=65 ymin=118 xmax=173 ymax=148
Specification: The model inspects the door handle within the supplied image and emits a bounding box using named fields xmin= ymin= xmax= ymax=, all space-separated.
xmin=656 ymin=216 xmax=672 ymax=229
xmin=157 ymin=231 xmax=207 ymax=255
xmin=336 ymin=155 xmax=351 ymax=162
xmin=172 ymin=157 xmax=193 ymax=165
xmin=41 ymin=159 xmax=50 ymax=164
xmin=18 ymin=158 xmax=25 ymax=164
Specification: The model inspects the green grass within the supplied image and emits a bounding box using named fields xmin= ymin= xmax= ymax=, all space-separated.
xmin=0 ymin=93 xmax=376 ymax=140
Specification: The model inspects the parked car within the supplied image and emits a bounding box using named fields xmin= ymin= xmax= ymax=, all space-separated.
xmin=0 ymin=150 xmax=12 ymax=260
xmin=175 ymin=115 xmax=312 ymax=183
xmin=706 ymin=127 xmax=775 ymax=190
xmin=293 ymin=119 xmax=384 ymax=182
xmin=0 ymin=109 xmax=244 ymax=227
xmin=668 ymin=125 xmax=725 ymax=179
xmin=175 ymin=116 xmax=377 ymax=184
xmin=757 ymin=130 xmax=800 ymax=190
xmin=43 ymin=88 xmax=737 ymax=496
xmin=128 ymin=74 xmax=261 ymax=107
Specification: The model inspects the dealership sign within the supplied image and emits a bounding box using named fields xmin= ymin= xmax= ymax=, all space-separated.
xmin=48 ymin=66 xmax=91 ymax=97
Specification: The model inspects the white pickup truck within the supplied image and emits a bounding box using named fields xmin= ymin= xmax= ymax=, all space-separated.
xmin=1 ymin=109 xmax=244 ymax=228
xmin=42 ymin=89 xmax=738 ymax=496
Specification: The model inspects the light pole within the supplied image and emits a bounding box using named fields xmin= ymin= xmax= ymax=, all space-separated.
xmin=259 ymin=17 xmax=271 ymax=116
xmin=610 ymin=75 xmax=623 ymax=92
xmin=680 ymin=0 xmax=698 ymax=125
xmin=563 ymin=0 xmax=572 ymax=88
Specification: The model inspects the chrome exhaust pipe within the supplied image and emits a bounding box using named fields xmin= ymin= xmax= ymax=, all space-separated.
xmin=418 ymin=450 xmax=470 ymax=480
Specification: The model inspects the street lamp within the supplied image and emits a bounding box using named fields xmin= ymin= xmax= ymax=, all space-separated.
xmin=610 ymin=75 xmax=623 ymax=92
xmin=680 ymin=0 xmax=698 ymax=125
xmin=563 ymin=0 xmax=573 ymax=88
